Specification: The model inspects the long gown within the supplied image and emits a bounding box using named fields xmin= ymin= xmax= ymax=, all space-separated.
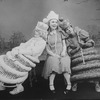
xmin=42 ymin=29 xmax=71 ymax=79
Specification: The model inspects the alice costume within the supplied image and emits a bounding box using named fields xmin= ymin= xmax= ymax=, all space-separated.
xmin=42 ymin=28 xmax=71 ymax=79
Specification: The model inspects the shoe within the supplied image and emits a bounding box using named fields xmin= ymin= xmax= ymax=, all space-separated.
xmin=9 ymin=84 xmax=24 ymax=95
xmin=95 ymin=82 xmax=100 ymax=92
xmin=72 ymin=83 xmax=77 ymax=92
xmin=51 ymin=90 xmax=56 ymax=94
xmin=49 ymin=84 xmax=56 ymax=94
xmin=0 ymin=82 xmax=5 ymax=91
xmin=64 ymin=84 xmax=71 ymax=94
xmin=64 ymin=89 xmax=69 ymax=94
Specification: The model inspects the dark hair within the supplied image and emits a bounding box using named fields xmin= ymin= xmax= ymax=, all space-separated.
xmin=47 ymin=20 xmax=59 ymax=32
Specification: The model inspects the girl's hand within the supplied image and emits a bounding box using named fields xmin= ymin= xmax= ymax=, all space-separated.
xmin=54 ymin=54 xmax=60 ymax=58
xmin=61 ymin=52 xmax=66 ymax=57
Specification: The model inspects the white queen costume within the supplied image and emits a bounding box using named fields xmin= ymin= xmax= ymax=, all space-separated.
xmin=0 ymin=22 xmax=48 ymax=95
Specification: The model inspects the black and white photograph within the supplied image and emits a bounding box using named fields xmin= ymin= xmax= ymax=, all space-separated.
xmin=0 ymin=0 xmax=100 ymax=100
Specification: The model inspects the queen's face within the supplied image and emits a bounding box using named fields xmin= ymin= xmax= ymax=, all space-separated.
xmin=35 ymin=29 xmax=48 ymax=41
xmin=41 ymin=31 xmax=48 ymax=40
xmin=49 ymin=19 xmax=58 ymax=30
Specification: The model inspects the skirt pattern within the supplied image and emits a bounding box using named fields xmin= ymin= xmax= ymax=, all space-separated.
xmin=71 ymin=47 xmax=100 ymax=83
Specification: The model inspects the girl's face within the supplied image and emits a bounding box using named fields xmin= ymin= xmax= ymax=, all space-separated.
xmin=49 ymin=19 xmax=58 ymax=30
xmin=68 ymin=26 xmax=74 ymax=34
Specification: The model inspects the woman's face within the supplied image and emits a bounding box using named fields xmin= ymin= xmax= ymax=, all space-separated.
xmin=41 ymin=31 xmax=48 ymax=40
xmin=49 ymin=19 xmax=58 ymax=30
xmin=35 ymin=29 xmax=48 ymax=40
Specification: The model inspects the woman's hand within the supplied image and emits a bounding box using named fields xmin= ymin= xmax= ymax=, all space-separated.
xmin=79 ymin=41 xmax=85 ymax=48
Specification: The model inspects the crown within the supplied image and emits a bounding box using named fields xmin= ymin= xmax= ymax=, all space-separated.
xmin=47 ymin=11 xmax=59 ymax=20
xmin=43 ymin=11 xmax=59 ymax=23
xmin=35 ymin=22 xmax=48 ymax=32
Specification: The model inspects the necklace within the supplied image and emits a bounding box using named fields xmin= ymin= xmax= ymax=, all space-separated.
xmin=49 ymin=30 xmax=57 ymax=54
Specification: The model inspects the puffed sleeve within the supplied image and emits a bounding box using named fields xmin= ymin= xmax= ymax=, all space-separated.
xmin=60 ymin=30 xmax=69 ymax=40
xmin=31 ymin=38 xmax=46 ymax=58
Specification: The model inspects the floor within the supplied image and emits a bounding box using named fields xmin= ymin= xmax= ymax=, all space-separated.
xmin=1 ymin=75 xmax=100 ymax=100
xmin=1 ymin=61 xmax=100 ymax=100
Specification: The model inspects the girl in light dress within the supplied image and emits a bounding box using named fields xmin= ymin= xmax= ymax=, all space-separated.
xmin=42 ymin=11 xmax=71 ymax=94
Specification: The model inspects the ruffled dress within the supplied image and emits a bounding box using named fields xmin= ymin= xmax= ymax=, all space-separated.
xmin=42 ymin=30 xmax=71 ymax=79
